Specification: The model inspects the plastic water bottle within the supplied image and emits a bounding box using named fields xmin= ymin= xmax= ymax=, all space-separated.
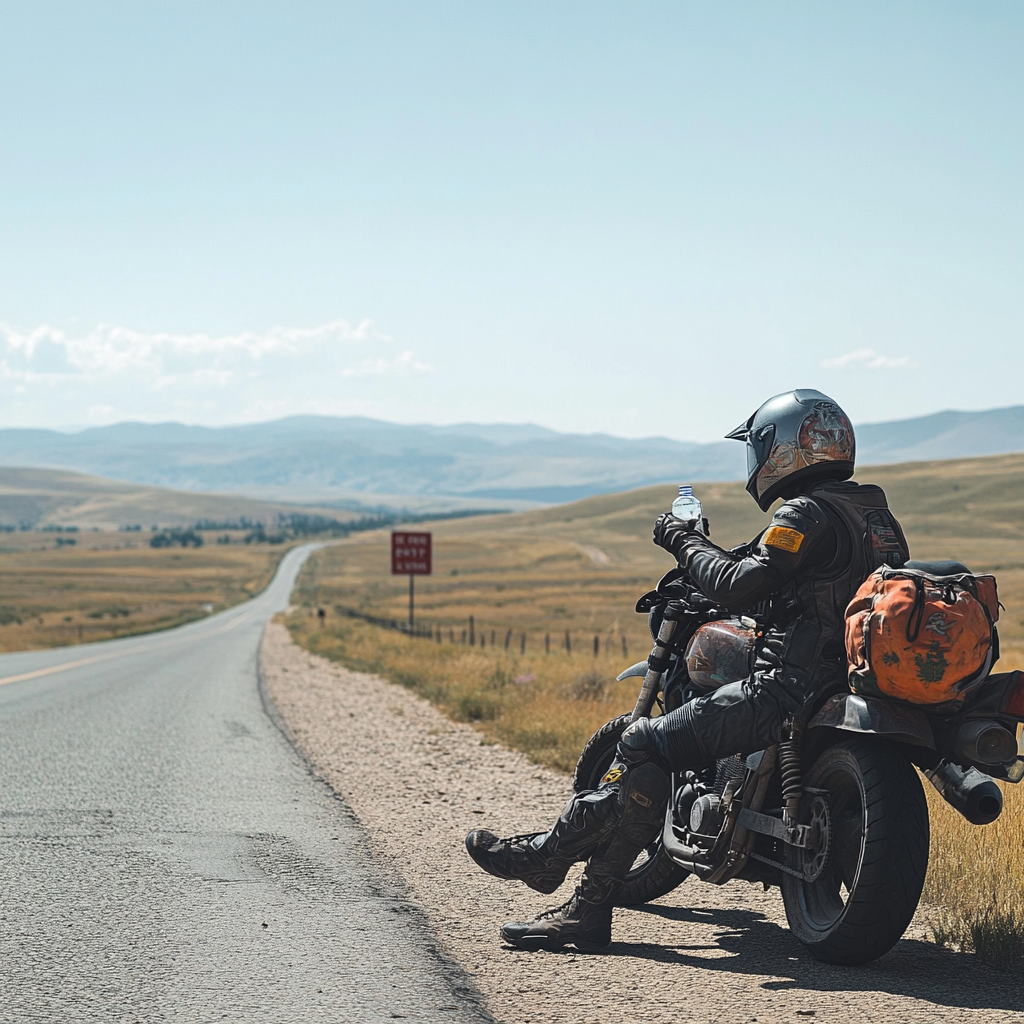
xmin=671 ymin=485 xmax=704 ymax=533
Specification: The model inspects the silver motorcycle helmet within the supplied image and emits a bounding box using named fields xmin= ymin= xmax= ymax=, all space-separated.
xmin=726 ymin=389 xmax=855 ymax=512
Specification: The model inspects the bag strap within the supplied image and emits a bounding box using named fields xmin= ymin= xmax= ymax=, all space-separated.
xmin=906 ymin=577 xmax=927 ymax=643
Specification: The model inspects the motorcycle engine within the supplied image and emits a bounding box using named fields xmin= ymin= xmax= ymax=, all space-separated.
xmin=689 ymin=793 xmax=724 ymax=836
xmin=674 ymin=754 xmax=749 ymax=848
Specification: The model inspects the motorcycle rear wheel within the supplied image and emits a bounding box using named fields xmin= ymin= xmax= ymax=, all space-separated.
xmin=781 ymin=737 xmax=929 ymax=965
xmin=574 ymin=714 xmax=690 ymax=906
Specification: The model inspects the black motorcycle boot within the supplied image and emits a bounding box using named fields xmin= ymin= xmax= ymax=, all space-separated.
xmin=467 ymin=755 xmax=667 ymax=896
xmin=465 ymin=782 xmax=626 ymax=894
xmin=465 ymin=830 xmax=575 ymax=894
xmin=497 ymin=814 xmax=663 ymax=953
xmin=499 ymin=882 xmax=616 ymax=952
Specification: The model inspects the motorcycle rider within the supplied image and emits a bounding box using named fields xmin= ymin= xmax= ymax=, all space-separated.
xmin=465 ymin=389 xmax=911 ymax=951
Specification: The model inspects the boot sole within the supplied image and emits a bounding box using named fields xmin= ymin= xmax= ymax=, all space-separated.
xmin=466 ymin=857 xmax=567 ymax=895
xmin=501 ymin=931 xmax=610 ymax=953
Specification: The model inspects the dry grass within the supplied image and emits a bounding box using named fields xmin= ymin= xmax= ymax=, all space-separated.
xmin=924 ymin=781 xmax=1024 ymax=966
xmin=288 ymin=611 xmax=648 ymax=774
xmin=287 ymin=453 xmax=1024 ymax=966
xmin=0 ymin=529 xmax=295 ymax=651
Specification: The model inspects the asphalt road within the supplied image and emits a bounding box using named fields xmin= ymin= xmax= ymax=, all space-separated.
xmin=0 ymin=544 xmax=485 ymax=1024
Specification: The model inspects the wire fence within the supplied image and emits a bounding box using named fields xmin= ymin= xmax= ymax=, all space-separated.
xmin=330 ymin=605 xmax=630 ymax=658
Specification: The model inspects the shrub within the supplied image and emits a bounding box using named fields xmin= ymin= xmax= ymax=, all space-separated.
xmin=150 ymin=528 xmax=203 ymax=548
xmin=570 ymin=668 xmax=606 ymax=701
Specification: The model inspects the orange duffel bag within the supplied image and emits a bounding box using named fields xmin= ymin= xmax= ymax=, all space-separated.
xmin=845 ymin=566 xmax=999 ymax=707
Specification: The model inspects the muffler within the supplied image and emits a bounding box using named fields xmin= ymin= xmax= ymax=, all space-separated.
xmin=951 ymin=719 xmax=1018 ymax=766
xmin=924 ymin=761 xmax=1003 ymax=825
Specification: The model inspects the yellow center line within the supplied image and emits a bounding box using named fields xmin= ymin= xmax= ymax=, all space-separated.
xmin=0 ymin=607 xmax=258 ymax=688
xmin=208 ymin=608 xmax=255 ymax=635
xmin=0 ymin=650 xmax=143 ymax=688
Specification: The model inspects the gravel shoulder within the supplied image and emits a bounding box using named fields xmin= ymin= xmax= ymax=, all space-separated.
xmin=261 ymin=622 xmax=1023 ymax=1024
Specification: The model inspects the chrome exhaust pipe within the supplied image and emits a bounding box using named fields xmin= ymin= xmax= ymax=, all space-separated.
xmin=925 ymin=762 xmax=1003 ymax=825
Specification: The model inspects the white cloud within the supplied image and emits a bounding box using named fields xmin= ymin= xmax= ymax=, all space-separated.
xmin=339 ymin=350 xmax=435 ymax=378
xmin=0 ymin=318 xmax=432 ymax=387
xmin=821 ymin=347 xmax=916 ymax=370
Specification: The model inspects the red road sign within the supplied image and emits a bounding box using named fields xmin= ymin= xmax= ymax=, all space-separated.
xmin=391 ymin=531 xmax=432 ymax=575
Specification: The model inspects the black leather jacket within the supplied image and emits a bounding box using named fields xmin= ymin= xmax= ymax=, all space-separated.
xmin=674 ymin=480 xmax=910 ymax=704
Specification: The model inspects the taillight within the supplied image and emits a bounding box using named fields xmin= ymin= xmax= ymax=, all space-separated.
xmin=1002 ymin=671 xmax=1024 ymax=718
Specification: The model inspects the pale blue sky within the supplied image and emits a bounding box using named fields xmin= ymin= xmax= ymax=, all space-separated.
xmin=0 ymin=2 xmax=1020 ymax=440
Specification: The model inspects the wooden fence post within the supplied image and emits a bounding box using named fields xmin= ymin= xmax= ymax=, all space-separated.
xmin=621 ymin=634 xmax=628 ymax=658
xmin=520 ymin=632 xmax=526 ymax=654
xmin=469 ymin=615 xmax=475 ymax=646
xmin=565 ymin=630 xmax=571 ymax=655
xmin=593 ymin=635 xmax=599 ymax=657
xmin=545 ymin=633 xmax=550 ymax=654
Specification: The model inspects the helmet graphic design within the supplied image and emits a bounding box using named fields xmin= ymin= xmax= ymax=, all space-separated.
xmin=727 ymin=390 xmax=855 ymax=511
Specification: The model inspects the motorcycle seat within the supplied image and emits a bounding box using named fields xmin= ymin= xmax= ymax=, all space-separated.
xmin=903 ymin=558 xmax=972 ymax=576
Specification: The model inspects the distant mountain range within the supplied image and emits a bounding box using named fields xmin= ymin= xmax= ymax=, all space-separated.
xmin=1 ymin=405 xmax=1023 ymax=508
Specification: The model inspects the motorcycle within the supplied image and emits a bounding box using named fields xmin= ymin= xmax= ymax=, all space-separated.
xmin=575 ymin=563 xmax=1024 ymax=965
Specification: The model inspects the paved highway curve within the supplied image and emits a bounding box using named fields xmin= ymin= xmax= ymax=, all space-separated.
xmin=0 ymin=544 xmax=485 ymax=1024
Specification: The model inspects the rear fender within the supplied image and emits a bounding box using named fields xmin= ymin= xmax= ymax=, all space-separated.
xmin=956 ymin=670 xmax=1023 ymax=718
xmin=808 ymin=693 xmax=935 ymax=749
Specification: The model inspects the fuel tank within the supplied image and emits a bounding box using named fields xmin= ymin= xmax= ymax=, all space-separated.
xmin=684 ymin=618 xmax=756 ymax=693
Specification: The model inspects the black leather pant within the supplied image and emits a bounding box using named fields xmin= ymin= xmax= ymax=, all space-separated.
xmin=546 ymin=672 xmax=803 ymax=899
xmin=657 ymin=672 xmax=804 ymax=768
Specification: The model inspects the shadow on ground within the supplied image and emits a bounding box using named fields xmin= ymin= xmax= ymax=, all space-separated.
xmin=580 ymin=902 xmax=1024 ymax=1013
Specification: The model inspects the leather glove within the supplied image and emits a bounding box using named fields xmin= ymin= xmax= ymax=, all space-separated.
xmin=753 ymin=630 xmax=787 ymax=676
xmin=652 ymin=512 xmax=696 ymax=558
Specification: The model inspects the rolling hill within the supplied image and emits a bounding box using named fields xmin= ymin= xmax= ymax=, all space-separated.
xmin=1 ymin=404 xmax=1023 ymax=506
xmin=0 ymin=467 xmax=358 ymax=531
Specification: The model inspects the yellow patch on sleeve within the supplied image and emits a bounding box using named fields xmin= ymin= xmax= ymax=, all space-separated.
xmin=763 ymin=525 xmax=805 ymax=553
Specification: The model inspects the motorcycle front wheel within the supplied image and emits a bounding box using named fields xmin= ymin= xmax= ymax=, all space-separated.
xmin=781 ymin=736 xmax=929 ymax=965
xmin=573 ymin=714 xmax=690 ymax=906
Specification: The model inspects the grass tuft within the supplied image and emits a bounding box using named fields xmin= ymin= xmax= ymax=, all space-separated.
xmin=923 ymin=778 xmax=1024 ymax=967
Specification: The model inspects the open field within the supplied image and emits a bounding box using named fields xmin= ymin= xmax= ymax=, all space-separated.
xmin=0 ymin=528 xmax=297 ymax=651
xmin=288 ymin=452 xmax=1024 ymax=964
xmin=0 ymin=465 xmax=399 ymax=652
xmin=290 ymin=453 xmax=1024 ymax=666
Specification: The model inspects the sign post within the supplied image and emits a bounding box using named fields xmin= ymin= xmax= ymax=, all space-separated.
xmin=391 ymin=531 xmax=432 ymax=629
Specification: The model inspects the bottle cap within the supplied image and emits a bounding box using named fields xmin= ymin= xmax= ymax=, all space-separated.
xmin=678 ymin=485 xmax=693 ymax=497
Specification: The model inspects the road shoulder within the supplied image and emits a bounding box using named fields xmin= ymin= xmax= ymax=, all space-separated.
xmin=262 ymin=621 xmax=1024 ymax=1024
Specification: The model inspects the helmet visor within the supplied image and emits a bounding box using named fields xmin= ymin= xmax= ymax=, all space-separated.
xmin=746 ymin=424 xmax=775 ymax=486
